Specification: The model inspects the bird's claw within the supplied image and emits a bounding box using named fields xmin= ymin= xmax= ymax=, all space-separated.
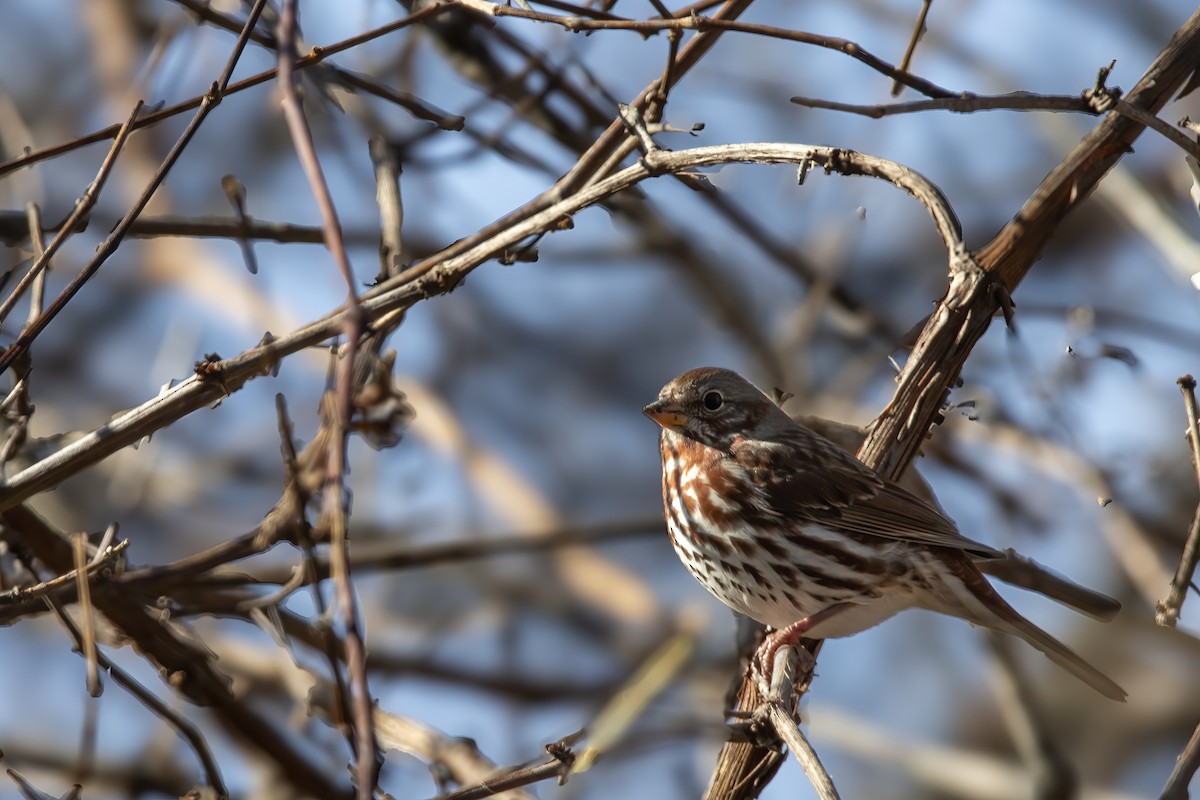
xmin=726 ymin=705 xmax=782 ymax=747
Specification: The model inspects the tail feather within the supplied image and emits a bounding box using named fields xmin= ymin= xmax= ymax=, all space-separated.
xmin=991 ymin=603 xmax=1127 ymax=702
xmin=934 ymin=557 xmax=1127 ymax=701
xmin=976 ymin=549 xmax=1121 ymax=622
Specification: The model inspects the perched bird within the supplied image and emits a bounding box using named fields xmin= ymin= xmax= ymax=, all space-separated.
xmin=643 ymin=366 xmax=1125 ymax=701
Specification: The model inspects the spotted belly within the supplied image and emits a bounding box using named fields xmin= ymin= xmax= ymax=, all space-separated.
xmin=660 ymin=437 xmax=916 ymax=636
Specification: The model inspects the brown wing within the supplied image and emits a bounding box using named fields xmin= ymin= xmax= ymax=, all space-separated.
xmin=731 ymin=428 xmax=1001 ymax=559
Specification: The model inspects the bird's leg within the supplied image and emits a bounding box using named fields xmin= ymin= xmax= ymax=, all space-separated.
xmin=754 ymin=602 xmax=853 ymax=685
xmin=728 ymin=605 xmax=853 ymax=743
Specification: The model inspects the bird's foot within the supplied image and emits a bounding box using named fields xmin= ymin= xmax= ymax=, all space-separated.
xmin=752 ymin=603 xmax=853 ymax=692
xmin=754 ymin=624 xmax=816 ymax=688
xmin=726 ymin=705 xmax=782 ymax=747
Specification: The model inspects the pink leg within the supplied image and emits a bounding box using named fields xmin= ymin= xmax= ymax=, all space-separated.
xmin=755 ymin=602 xmax=853 ymax=683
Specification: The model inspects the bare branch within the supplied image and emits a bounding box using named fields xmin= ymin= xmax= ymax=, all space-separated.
xmin=0 ymin=101 xmax=143 ymax=328
xmin=859 ymin=6 xmax=1200 ymax=479
xmin=1156 ymin=374 xmax=1200 ymax=627
xmin=762 ymin=648 xmax=840 ymax=800
xmin=1161 ymin=719 xmax=1200 ymax=800
xmin=0 ymin=0 xmax=273 ymax=373
xmin=891 ymin=0 xmax=931 ymax=96
xmin=48 ymin=599 xmax=229 ymax=798
xmin=0 ymin=140 xmax=957 ymax=512
xmin=446 ymin=0 xmax=955 ymax=98
xmin=276 ymin=0 xmax=377 ymax=793
xmin=0 ymin=5 xmax=459 ymax=178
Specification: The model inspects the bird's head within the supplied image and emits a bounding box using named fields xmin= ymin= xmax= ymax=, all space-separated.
xmin=643 ymin=367 xmax=785 ymax=450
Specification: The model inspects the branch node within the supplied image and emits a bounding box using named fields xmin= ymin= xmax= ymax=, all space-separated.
xmin=1083 ymin=60 xmax=1123 ymax=113
xmin=617 ymin=102 xmax=662 ymax=157
xmin=796 ymin=157 xmax=811 ymax=185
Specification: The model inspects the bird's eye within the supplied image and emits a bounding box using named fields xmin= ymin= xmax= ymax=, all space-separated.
xmin=702 ymin=390 xmax=724 ymax=411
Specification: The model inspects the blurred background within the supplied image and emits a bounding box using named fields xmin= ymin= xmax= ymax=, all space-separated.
xmin=0 ymin=0 xmax=1198 ymax=798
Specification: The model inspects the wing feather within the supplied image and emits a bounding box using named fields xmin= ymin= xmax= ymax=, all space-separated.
xmin=731 ymin=428 xmax=1000 ymax=559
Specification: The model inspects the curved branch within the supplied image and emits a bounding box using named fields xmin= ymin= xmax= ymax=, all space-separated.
xmin=0 ymin=140 xmax=958 ymax=511
xmin=383 ymin=141 xmax=963 ymax=302
xmin=857 ymin=4 xmax=1200 ymax=481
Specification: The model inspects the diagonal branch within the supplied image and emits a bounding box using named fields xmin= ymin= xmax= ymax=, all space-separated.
xmin=4 ymin=503 xmax=350 ymax=800
xmin=704 ymin=7 xmax=1200 ymax=799
xmin=859 ymin=5 xmax=1200 ymax=481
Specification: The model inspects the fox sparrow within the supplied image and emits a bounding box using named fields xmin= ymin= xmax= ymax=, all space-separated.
xmin=644 ymin=367 xmax=1125 ymax=701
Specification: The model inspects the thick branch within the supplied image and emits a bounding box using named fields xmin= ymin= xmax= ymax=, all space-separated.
xmin=858 ymin=6 xmax=1200 ymax=480
xmin=704 ymin=8 xmax=1200 ymax=799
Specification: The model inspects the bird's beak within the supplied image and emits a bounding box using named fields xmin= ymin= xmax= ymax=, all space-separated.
xmin=643 ymin=400 xmax=688 ymax=429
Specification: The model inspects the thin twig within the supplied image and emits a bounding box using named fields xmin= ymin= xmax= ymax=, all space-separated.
xmin=272 ymin=391 xmax=355 ymax=750
xmin=220 ymin=175 xmax=258 ymax=275
xmin=71 ymin=533 xmax=101 ymax=698
xmin=24 ymin=204 xmax=47 ymax=322
xmin=891 ymin=0 xmax=932 ymax=95
xmin=423 ymin=740 xmax=577 ymax=800
xmin=1113 ymin=98 xmax=1200 ymax=166
xmin=0 ymin=101 xmax=143 ymax=328
xmin=793 ymin=88 xmax=1200 ymax=162
xmin=121 ymin=215 xmax=332 ymax=242
xmin=277 ymin=1 xmax=376 ymax=796
xmin=1161 ymin=718 xmax=1200 ymax=800
xmin=792 ymin=91 xmax=1100 ymax=118
xmin=0 ymin=540 xmax=129 ymax=607
xmin=368 ymin=135 xmax=405 ymax=282
xmin=1156 ymin=374 xmax=1200 ymax=627
xmin=762 ymin=648 xmax=840 ymax=800
xmin=366 ymin=704 xmax=538 ymax=800
xmin=0 ymin=211 xmax=342 ymax=246
xmin=46 ymin=599 xmax=229 ymax=798
xmin=0 ymin=0 xmax=272 ymax=373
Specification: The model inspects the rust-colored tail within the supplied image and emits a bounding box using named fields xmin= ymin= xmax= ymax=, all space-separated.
xmin=939 ymin=559 xmax=1126 ymax=701
xmin=989 ymin=600 xmax=1127 ymax=701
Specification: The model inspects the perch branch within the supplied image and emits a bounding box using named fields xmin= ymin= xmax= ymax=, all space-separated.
xmin=706 ymin=7 xmax=1200 ymax=798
